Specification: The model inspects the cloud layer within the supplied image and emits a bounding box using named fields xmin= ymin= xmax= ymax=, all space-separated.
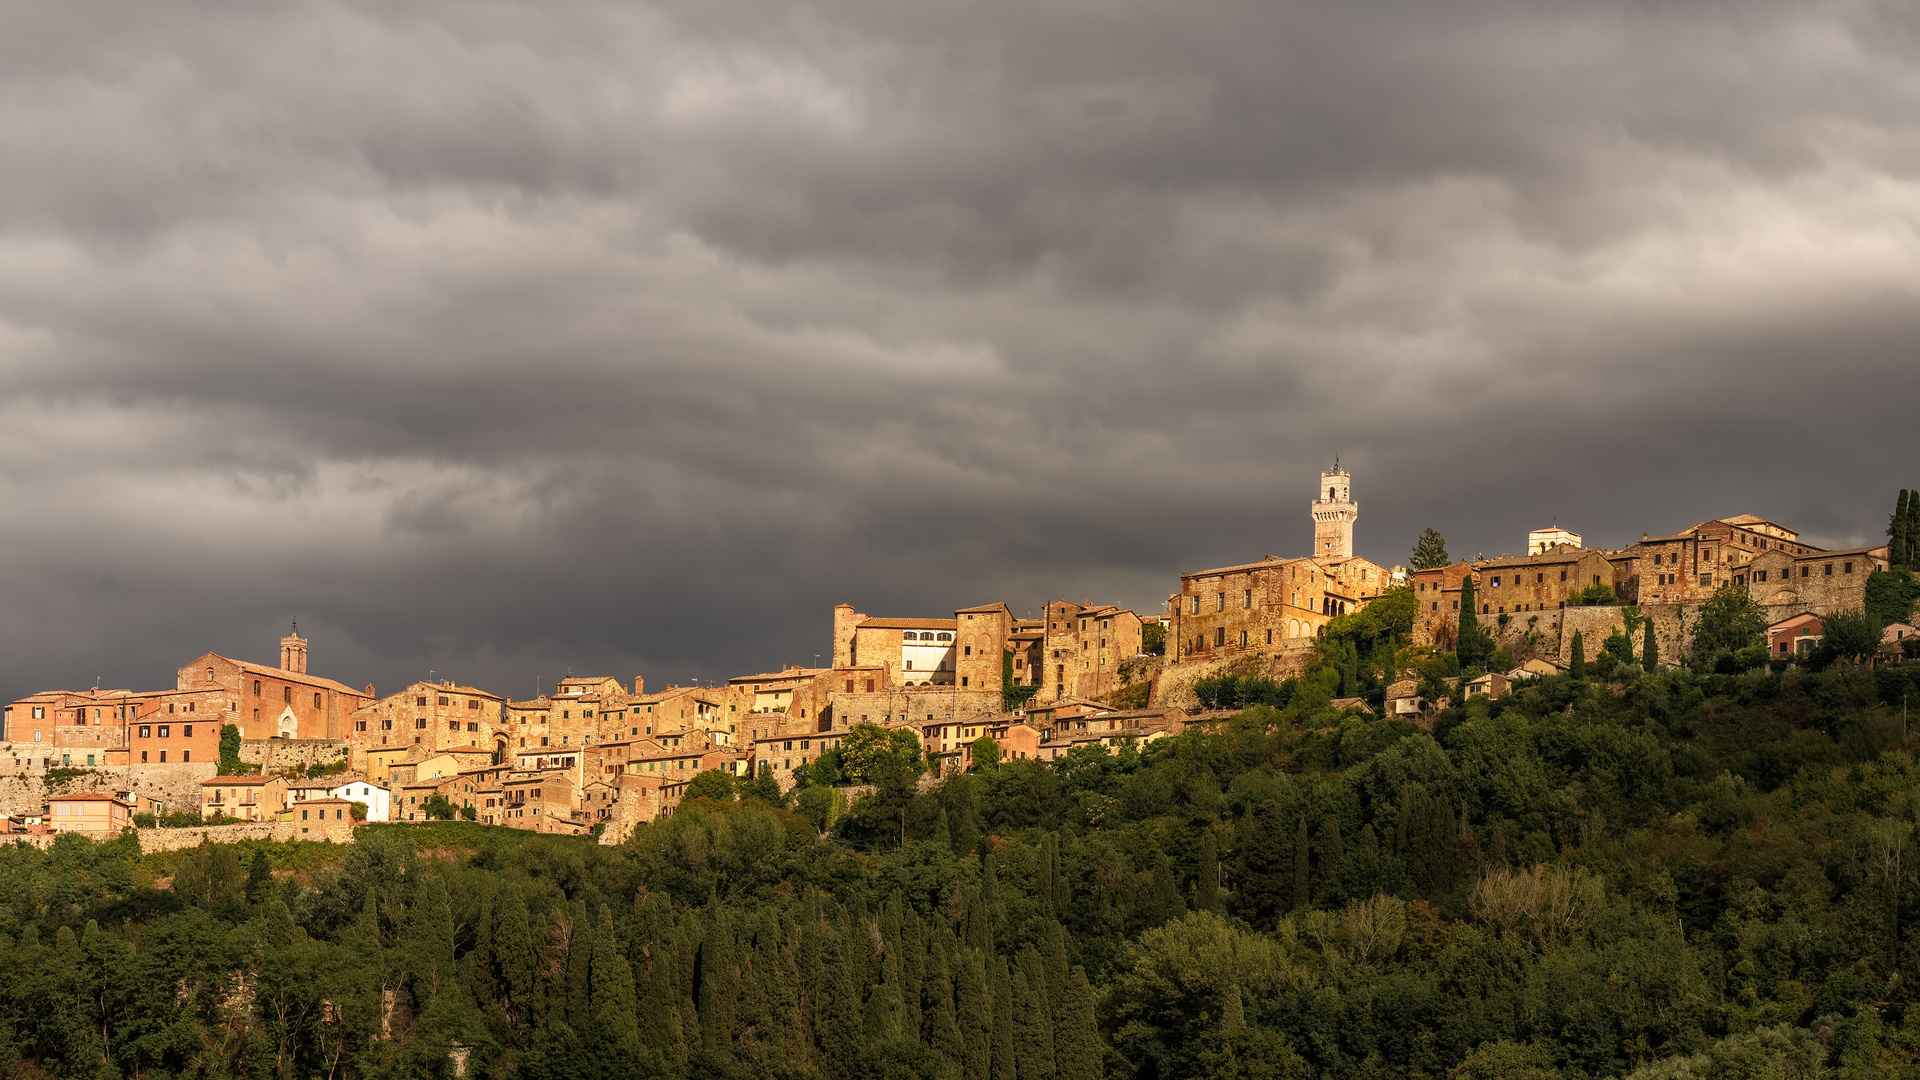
xmin=2 ymin=0 xmax=1917 ymax=701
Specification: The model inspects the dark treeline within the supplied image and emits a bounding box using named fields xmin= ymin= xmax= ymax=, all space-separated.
xmin=14 ymin=654 xmax=1920 ymax=1078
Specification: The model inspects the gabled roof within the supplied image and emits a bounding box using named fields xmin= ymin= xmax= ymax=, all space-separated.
xmin=193 ymin=654 xmax=372 ymax=699
xmin=729 ymin=668 xmax=829 ymax=685
xmin=856 ymin=617 xmax=960 ymax=630
xmin=1768 ymin=612 xmax=1824 ymax=631
xmin=1185 ymin=555 xmax=1290 ymax=578
xmin=203 ymin=774 xmax=278 ymax=786
xmin=47 ymin=792 xmax=129 ymax=804
xmin=954 ymin=602 xmax=1011 ymax=615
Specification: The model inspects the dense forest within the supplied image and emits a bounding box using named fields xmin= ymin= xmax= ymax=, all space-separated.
xmin=10 ymin=580 xmax=1920 ymax=1079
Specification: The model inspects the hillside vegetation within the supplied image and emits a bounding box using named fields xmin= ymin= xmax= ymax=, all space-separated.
xmin=10 ymin=609 xmax=1920 ymax=1078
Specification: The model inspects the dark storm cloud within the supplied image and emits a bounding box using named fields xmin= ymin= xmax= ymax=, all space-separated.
xmin=0 ymin=0 xmax=1916 ymax=701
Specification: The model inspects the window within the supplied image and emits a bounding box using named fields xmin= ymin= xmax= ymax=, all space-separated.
xmin=183 ymin=725 xmax=192 ymax=737
xmin=139 ymin=725 xmax=151 ymax=738
xmin=1824 ymin=564 xmax=1833 ymax=576
xmin=415 ymin=718 xmax=426 ymax=729
xmin=141 ymin=751 xmax=148 ymax=763
xmin=1216 ymin=592 xmax=1225 ymax=611
xmin=31 ymin=706 xmax=42 ymax=719
xmin=158 ymin=725 xmax=169 ymax=738
xmin=254 ymin=681 xmax=261 ymax=696
xmin=417 ymin=696 xmax=428 ymax=706
xmin=1215 ymin=627 xmax=1226 ymax=647
xmin=1755 ymin=570 xmax=1767 ymax=582
xmin=1491 ymin=575 xmax=1501 ymax=586
xmin=1560 ymin=570 xmax=1568 ymax=581
xmin=1653 ymin=554 xmax=1662 ymax=566
xmin=158 ymin=750 xmax=167 ymax=762
xmin=1243 ymin=589 xmax=1252 ymax=608
xmin=1189 ymin=595 xmax=1200 ymax=614
xmin=283 ymin=687 xmax=291 ymax=704
xmin=1699 ymin=574 xmax=1713 ymax=588
xmin=314 ymin=693 xmax=322 ymax=708
xmin=183 ymin=750 xmax=190 ymax=763
xmin=439 ymin=695 xmax=450 ymax=706
xmin=1266 ymin=629 xmax=1273 ymax=644
xmin=1239 ymin=630 xmax=1248 ymax=647
xmin=1536 ymin=572 xmax=1544 ymax=582
xmin=1802 ymin=566 xmax=1810 ymax=577
xmin=1844 ymin=561 xmax=1854 ymax=574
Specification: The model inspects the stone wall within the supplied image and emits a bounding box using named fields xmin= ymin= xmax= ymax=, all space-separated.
xmin=1150 ymin=643 xmax=1318 ymax=710
xmin=828 ymin=688 xmax=1002 ymax=727
xmin=0 ymin=759 xmax=216 ymax=816
xmin=240 ymin=737 xmax=350 ymax=772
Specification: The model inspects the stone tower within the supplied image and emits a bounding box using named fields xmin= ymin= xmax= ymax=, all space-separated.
xmin=280 ymin=623 xmax=308 ymax=674
xmin=1312 ymin=464 xmax=1357 ymax=558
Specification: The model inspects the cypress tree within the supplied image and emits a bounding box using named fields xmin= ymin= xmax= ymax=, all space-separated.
xmin=592 ymin=908 xmax=641 ymax=1052
xmin=826 ymin=927 xmax=866 ymax=1080
xmin=1893 ymin=490 xmax=1912 ymax=569
xmin=990 ymin=956 xmax=1017 ymax=1080
xmin=1221 ymin=984 xmax=1245 ymax=1031
xmin=494 ymin=886 xmax=537 ymax=1025
xmin=900 ymin=908 xmax=925 ymax=1045
xmin=965 ymin=886 xmax=991 ymax=955
xmin=699 ymin=906 xmax=737 ymax=1055
xmin=952 ymin=937 xmax=992 ymax=1080
xmin=1643 ymin=615 xmax=1660 ymax=672
xmin=924 ymin=921 xmax=965 ymax=1067
xmin=1907 ymin=492 xmax=1920 ymax=568
xmin=1570 ymin=630 xmax=1587 ymax=680
xmin=1196 ymin=829 xmax=1220 ymax=912
xmin=1041 ymin=921 xmax=1070 ymax=1037
xmin=1457 ymin=574 xmax=1486 ymax=668
xmin=564 ymin=901 xmax=593 ymax=1028
xmin=470 ymin=892 xmax=498 ymax=1011
xmin=405 ymin=874 xmax=456 ymax=1004
xmin=1316 ymin=816 xmax=1344 ymax=902
xmin=865 ymin=983 xmax=904 ymax=1048
xmin=1054 ymin=967 xmax=1101 ymax=1080
xmin=244 ymin=849 xmax=274 ymax=904
xmin=1291 ymin=817 xmax=1311 ymax=911
xmin=981 ymin=849 xmax=1003 ymax=941
xmin=1237 ymin=804 xmax=1288 ymax=926
xmin=639 ymin=925 xmax=686 ymax=1067
xmin=1012 ymin=967 xmax=1055 ymax=1080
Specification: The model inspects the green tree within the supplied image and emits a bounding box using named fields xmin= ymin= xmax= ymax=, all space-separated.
xmin=1054 ymin=967 xmax=1101 ymax=1080
xmin=245 ymin=848 xmax=275 ymax=904
xmin=1141 ymin=622 xmax=1167 ymax=656
xmin=683 ymin=769 xmax=737 ymax=802
xmin=219 ymin=723 xmax=243 ymax=774
xmin=1642 ymin=614 xmax=1659 ymax=672
xmin=990 ymin=956 xmax=1016 ymax=1080
xmin=1411 ymin=528 xmax=1450 ymax=570
xmin=421 ymin=793 xmax=457 ymax=820
xmin=970 ymin=736 xmax=1001 ymax=769
xmin=1891 ymin=489 xmax=1916 ymax=568
xmin=1196 ymin=829 xmax=1220 ymax=912
xmin=1866 ymin=568 xmax=1920 ymax=628
xmin=1569 ymin=630 xmax=1587 ymax=680
xmin=1820 ymin=608 xmax=1884 ymax=664
xmin=841 ymin=723 xmax=924 ymax=783
xmin=1692 ymin=582 xmax=1767 ymax=657
xmin=1457 ymin=574 xmax=1493 ymax=671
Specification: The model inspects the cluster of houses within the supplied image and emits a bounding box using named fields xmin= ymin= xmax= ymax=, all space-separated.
xmin=4 ymin=466 xmax=1909 ymax=843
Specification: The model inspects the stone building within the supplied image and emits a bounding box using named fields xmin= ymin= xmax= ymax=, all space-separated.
xmin=1036 ymin=601 xmax=1145 ymax=702
xmin=349 ymin=681 xmax=505 ymax=764
xmin=1170 ymin=553 xmax=1394 ymax=664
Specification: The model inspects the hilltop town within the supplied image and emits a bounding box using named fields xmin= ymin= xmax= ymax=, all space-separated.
xmin=5 ymin=466 xmax=1901 ymax=846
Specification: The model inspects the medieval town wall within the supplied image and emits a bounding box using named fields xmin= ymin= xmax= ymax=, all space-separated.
xmin=240 ymin=737 xmax=350 ymax=772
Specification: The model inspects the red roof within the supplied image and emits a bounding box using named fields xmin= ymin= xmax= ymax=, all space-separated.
xmin=48 ymin=793 xmax=129 ymax=804
xmin=203 ymin=775 xmax=277 ymax=786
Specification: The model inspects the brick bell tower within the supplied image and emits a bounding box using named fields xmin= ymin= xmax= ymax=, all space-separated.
xmin=1312 ymin=462 xmax=1357 ymax=558
xmin=280 ymin=622 xmax=308 ymax=674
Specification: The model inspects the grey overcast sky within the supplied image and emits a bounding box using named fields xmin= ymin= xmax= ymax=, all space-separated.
xmin=2 ymin=0 xmax=1917 ymax=703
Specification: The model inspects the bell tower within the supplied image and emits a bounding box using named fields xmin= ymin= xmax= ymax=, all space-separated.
xmin=1311 ymin=463 xmax=1357 ymax=558
xmin=280 ymin=622 xmax=308 ymax=675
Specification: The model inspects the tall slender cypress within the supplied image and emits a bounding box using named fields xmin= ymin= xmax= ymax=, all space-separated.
xmin=564 ymin=900 xmax=593 ymax=1027
xmin=1315 ymin=816 xmax=1344 ymax=901
xmin=1012 ymin=967 xmax=1055 ymax=1080
xmin=990 ymin=956 xmax=1017 ymax=1080
xmin=1054 ymin=967 xmax=1101 ymax=1080
xmin=1894 ymin=490 xmax=1913 ymax=568
xmin=1570 ymin=630 xmax=1587 ymax=680
xmin=1291 ymin=817 xmax=1311 ymax=911
xmin=1906 ymin=491 xmax=1920 ymax=568
xmin=1196 ymin=829 xmax=1220 ymax=912
xmin=952 ymin=937 xmax=992 ymax=1080
xmin=924 ymin=922 xmax=965 ymax=1067
xmin=1643 ymin=615 xmax=1659 ymax=672
xmin=591 ymin=908 xmax=641 ymax=1052
xmin=494 ymin=886 xmax=537 ymax=1025
xmin=900 ymin=908 xmax=925 ymax=1044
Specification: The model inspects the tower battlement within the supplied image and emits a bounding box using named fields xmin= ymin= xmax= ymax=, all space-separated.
xmin=1312 ymin=465 xmax=1357 ymax=558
